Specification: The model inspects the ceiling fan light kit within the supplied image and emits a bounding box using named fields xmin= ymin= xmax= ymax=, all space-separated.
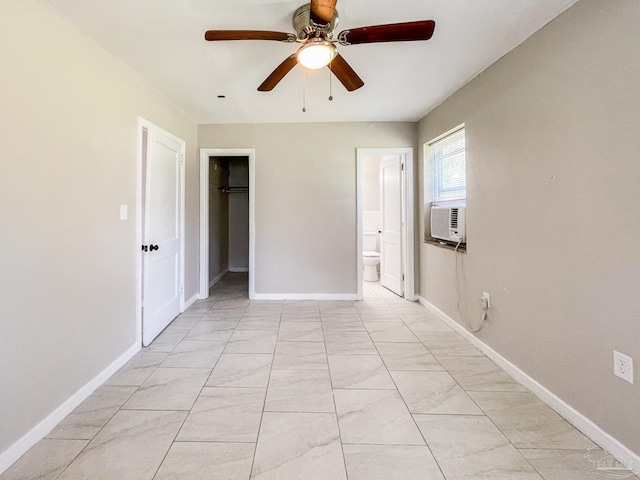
xmin=296 ymin=40 xmax=336 ymax=69
xmin=204 ymin=0 xmax=435 ymax=101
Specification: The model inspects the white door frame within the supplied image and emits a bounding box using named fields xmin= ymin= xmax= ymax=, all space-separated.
xmin=136 ymin=118 xmax=186 ymax=346
xmin=199 ymin=148 xmax=256 ymax=300
xmin=356 ymin=148 xmax=415 ymax=301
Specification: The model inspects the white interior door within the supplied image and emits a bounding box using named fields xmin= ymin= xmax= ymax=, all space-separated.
xmin=142 ymin=127 xmax=184 ymax=346
xmin=380 ymin=155 xmax=404 ymax=296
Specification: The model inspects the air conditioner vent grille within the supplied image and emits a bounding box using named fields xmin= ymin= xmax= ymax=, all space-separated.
xmin=450 ymin=208 xmax=459 ymax=229
xmin=430 ymin=206 xmax=465 ymax=242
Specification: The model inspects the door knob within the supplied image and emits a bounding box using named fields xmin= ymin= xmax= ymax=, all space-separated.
xmin=150 ymin=244 xmax=159 ymax=251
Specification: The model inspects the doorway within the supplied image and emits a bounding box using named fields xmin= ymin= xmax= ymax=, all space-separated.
xmin=199 ymin=149 xmax=256 ymax=300
xmin=136 ymin=119 xmax=186 ymax=346
xmin=356 ymin=148 xmax=415 ymax=301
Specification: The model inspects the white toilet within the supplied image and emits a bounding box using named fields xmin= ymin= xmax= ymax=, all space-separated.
xmin=363 ymin=232 xmax=380 ymax=282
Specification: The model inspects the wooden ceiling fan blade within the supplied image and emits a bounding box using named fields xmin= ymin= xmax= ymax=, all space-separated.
xmin=338 ymin=20 xmax=435 ymax=45
xmin=328 ymin=54 xmax=364 ymax=92
xmin=310 ymin=0 xmax=338 ymax=25
xmin=258 ymin=55 xmax=299 ymax=91
xmin=204 ymin=30 xmax=295 ymax=42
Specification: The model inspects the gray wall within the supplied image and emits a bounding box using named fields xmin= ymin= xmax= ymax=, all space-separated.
xmin=199 ymin=122 xmax=417 ymax=294
xmin=417 ymin=0 xmax=640 ymax=455
xmin=362 ymin=155 xmax=382 ymax=212
xmin=0 ymin=0 xmax=198 ymax=455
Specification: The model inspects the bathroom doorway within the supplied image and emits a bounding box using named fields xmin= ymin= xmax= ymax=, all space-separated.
xmin=199 ymin=149 xmax=256 ymax=300
xmin=356 ymin=148 xmax=415 ymax=301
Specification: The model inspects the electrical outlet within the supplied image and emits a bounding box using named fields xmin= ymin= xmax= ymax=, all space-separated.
xmin=481 ymin=292 xmax=491 ymax=309
xmin=613 ymin=351 xmax=634 ymax=384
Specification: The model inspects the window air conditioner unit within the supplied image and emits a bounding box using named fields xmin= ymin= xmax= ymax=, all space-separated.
xmin=431 ymin=206 xmax=466 ymax=242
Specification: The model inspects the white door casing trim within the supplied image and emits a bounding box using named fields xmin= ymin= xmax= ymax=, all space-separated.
xmin=356 ymin=148 xmax=415 ymax=301
xmin=136 ymin=118 xmax=186 ymax=346
xmin=199 ymin=148 xmax=256 ymax=300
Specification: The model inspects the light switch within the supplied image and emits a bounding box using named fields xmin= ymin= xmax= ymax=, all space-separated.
xmin=120 ymin=205 xmax=128 ymax=220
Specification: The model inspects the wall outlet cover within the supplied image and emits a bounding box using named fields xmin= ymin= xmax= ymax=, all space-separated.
xmin=481 ymin=292 xmax=491 ymax=309
xmin=613 ymin=351 xmax=634 ymax=384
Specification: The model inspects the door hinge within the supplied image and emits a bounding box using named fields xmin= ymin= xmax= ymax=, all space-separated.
xmin=180 ymin=154 xmax=185 ymax=165
xmin=401 ymin=163 xmax=404 ymax=171
xmin=402 ymin=274 xmax=405 ymax=281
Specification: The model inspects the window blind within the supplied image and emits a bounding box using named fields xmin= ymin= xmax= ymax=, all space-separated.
xmin=432 ymin=128 xmax=466 ymax=204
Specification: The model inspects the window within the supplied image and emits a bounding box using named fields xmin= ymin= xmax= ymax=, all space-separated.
xmin=430 ymin=127 xmax=466 ymax=205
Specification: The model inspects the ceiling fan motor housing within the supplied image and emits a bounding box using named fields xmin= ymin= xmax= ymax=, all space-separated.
xmin=293 ymin=4 xmax=339 ymax=40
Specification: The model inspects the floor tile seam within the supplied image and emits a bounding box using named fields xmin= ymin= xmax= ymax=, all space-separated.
xmin=204 ymin=385 xmax=270 ymax=390
xmin=329 ymin=386 xmax=398 ymax=391
xmin=371 ymin=339 xmax=422 ymax=344
xmin=326 ymin=351 xmax=384 ymax=356
xmin=270 ymin=367 xmax=328 ymax=372
xmin=47 ymin=382 xmax=139 ymax=444
xmin=411 ymin=412 xmax=488 ymax=418
xmin=45 ymin=439 xmax=91 ymax=480
xmin=378 ymin=368 xmax=445 ymax=372
xmin=51 ymin=381 xmax=143 ymax=453
xmin=270 ymin=367 xmax=330 ymax=371
xmin=215 ymin=352 xmax=275 ymax=356
xmin=276 ymin=340 xmax=325 ymax=344
xmin=412 ymin=413 xmax=516 ymax=470
xmin=389 ymin=361 xmax=485 ymax=417
xmin=276 ymin=338 xmax=325 ymax=343
xmin=155 ymin=365 xmax=218 ymax=370
xmin=461 ymin=387 xmax=530 ymax=393
xmin=326 ymin=332 xmax=351 ymax=480
xmin=366 ymin=330 xmax=451 ymax=480
xmin=452 ymin=394 xmax=547 ymax=474
xmin=42 ymin=434 xmax=95 ymax=442
xmin=413 ymin=337 xmax=460 ymax=377
xmin=262 ymin=408 xmax=337 ymax=414
xmin=331 ymin=387 xmax=402 ymax=394
xmin=119 ymin=407 xmax=194 ymax=412
xmin=248 ymin=346 xmax=277 ymax=480
xmin=150 ymin=406 xmax=192 ymax=480
xmin=172 ymin=439 xmax=257 ymax=445
xmin=340 ymin=441 xmax=443 ymax=447
xmin=106 ymin=370 xmax=156 ymax=387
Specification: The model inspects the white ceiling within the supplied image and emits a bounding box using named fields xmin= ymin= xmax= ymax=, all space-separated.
xmin=44 ymin=0 xmax=578 ymax=124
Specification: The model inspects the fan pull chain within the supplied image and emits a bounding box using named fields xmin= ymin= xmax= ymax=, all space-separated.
xmin=328 ymin=58 xmax=333 ymax=101
xmin=302 ymin=68 xmax=307 ymax=113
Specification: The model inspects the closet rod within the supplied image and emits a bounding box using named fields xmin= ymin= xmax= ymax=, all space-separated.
xmin=218 ymin=186 xmax=248 ymax=194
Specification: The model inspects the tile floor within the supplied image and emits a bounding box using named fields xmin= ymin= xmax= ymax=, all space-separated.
xmin=362 ymin=279 xmax=399 ymax=299
xmin=2 ymin=273 xmax=637 ymax=480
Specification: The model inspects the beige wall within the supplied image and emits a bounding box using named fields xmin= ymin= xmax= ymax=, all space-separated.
xmin=418 ymin=0 xmax=640 ymax=455
xmin=362 ymin=155 xmax=381 ymax=212
xmin=0 ymin=0 xmax=198 ymax=456
xmin=199 ymin=122 xmax=417 ymax=294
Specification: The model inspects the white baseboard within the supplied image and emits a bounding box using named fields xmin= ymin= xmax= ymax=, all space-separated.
xmin=253 ymin=293 xmax=359 ymax=301
xmin=416 ymin=296 xmax=639 ymax=475
xmin=0 ymin=341 xmax=140 ymax=475
xmin=208 ymin=268 xmax=230 ymax=290
xmin=183 ymin=294 xmax=198 ymax=311
xmin=229 ymin=267 xmax=249 ymax=273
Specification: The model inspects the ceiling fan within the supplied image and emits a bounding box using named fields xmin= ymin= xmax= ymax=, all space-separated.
xmin=204 ymin=0 xmax=435 ymax=92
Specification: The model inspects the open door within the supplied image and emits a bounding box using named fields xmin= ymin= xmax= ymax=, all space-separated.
xmin=379 ymin=155 xmax=404 ymax=296
xmin=142 ymin=126 xmax=185 ymax=346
